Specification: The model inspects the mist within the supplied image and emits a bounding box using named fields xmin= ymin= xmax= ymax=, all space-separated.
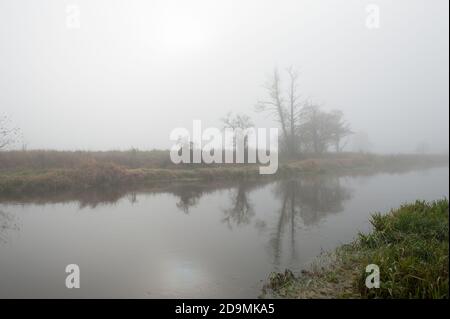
xmin=0 ymin=0 xmax=448 ymax=153
xmin=1 ymin=0 xmax=450 ymax=302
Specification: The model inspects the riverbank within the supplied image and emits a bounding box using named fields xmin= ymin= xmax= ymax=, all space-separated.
xmin=0 ymin=151 xmax=448 ymax=196
xmin=261 ymin=199 xmax=449 ymax=299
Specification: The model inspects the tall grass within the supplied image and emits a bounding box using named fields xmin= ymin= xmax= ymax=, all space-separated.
xmin=357 ymin=200 xmax=449 ymax=298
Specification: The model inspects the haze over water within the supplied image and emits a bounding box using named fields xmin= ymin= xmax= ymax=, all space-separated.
xmin=0 ymin=167 xmax=448 ymax=298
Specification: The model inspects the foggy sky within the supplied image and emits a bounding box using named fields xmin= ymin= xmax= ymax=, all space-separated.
xmin=0 ymin=0 xmax=448 ymax=153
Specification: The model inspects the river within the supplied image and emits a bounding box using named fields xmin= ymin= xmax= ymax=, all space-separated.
xmin=0 ymin=166 xmax=448 ymax=298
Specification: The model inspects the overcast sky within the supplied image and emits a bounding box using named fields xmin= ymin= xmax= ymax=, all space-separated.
xmin=0 ymin=0 xmax=448 ymax=153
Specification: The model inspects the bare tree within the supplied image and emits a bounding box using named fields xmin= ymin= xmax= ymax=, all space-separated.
xmin=256 ymin=68 xmax=301 ymax=156
xmin=256 ymin=68 xmax=353 ymax=156
xmin=221 ymin=112 xmax=254 ymax=161
xmin=298 ymin=104 xmax=352 ymax=154
xmin=0 ymin=115 xmax=19 ymax=150
xmin=298 ymin=103 xmax=332 ymax=154
xmin=221 ymin=112 xmax=254 ymax=134
xmin=329 ymin=110 xmax=353 ymax=152
xmin=286 ymin=67 xmax=302 ymax=155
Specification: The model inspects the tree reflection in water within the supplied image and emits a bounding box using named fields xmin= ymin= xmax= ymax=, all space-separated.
xmin=0 ymin=175 xmax=352 ymax=259
xmin=167 ymin=175 xmax=352 ymax=266
xmin=269 ymin=175 xmax=352 ymax=266
xmin=172 ymin=184 xmax=206 ymax=214
xmin=221 ymin=182 xmax=256 ymax=229
xmin=0 ymin=209 xmax=20 ymax=244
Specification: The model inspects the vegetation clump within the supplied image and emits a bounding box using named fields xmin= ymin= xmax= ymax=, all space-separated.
xmin=262 ymin=199 xmax=449 ymax=299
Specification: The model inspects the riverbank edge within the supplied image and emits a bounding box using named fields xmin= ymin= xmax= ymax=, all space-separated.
xmin=261 ymin=199 xmax=449 ymax=299
xmin=0 ymin=153 xmax=448 ymax=196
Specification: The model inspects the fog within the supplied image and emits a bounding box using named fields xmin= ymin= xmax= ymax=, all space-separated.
xmin=0 ymin=0 xmax=448 ymax=153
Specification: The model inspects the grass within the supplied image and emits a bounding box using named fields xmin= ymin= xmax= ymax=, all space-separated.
xmin=0 ymin=150 xmax=448 ymax=196
xmin=262 ymin=199 xmax=449 ymax=299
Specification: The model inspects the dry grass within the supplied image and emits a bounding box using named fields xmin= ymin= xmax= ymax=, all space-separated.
xmin=0 ymin=151 xmax=448 ymax=196
xmin=0 ymin=149 xmax=172 ymax=171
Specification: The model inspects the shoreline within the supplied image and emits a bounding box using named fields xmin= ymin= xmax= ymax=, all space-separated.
xmin=261 ymin=199 xmax=449 ymax=299
xmin=0 ymin=152 xmax=448 ymax=198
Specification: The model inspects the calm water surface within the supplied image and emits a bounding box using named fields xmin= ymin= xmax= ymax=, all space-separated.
xmin=0 ymin=167 xmax=448 ymax=298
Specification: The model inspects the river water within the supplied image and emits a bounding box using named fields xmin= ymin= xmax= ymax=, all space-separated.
xmin=0 ymin=166 xmax=448 ymax=298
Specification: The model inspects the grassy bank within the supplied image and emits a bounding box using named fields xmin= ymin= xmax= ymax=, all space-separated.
xmin=262 ymin=199 xmax=449 ymax=299
xmin=0 ymin=150 xmax=448 ymax=196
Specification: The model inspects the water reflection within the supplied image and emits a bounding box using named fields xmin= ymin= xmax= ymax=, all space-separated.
xmin=0 ymin=188 xmax=138 ymax=209
xmin=270 ymin=176 xmax=352 ymax=265
xmin=171 ymin=184 xmax=209 ymax=214
xmin=0 ymin=166 xmax=447 ymax=298
xmin=0 ymin=209 xmax=20 ymax=244
xmin=0 ymin=175 xmax=352 ymax=226
xmin=0 ymin=175 xmax=352 ymax=245
xmin=221 ymin=181 xmax=265 ymax=229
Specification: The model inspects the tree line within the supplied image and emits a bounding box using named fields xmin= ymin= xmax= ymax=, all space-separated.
xmin=222 ymin=67 xmax=353 ymax=158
